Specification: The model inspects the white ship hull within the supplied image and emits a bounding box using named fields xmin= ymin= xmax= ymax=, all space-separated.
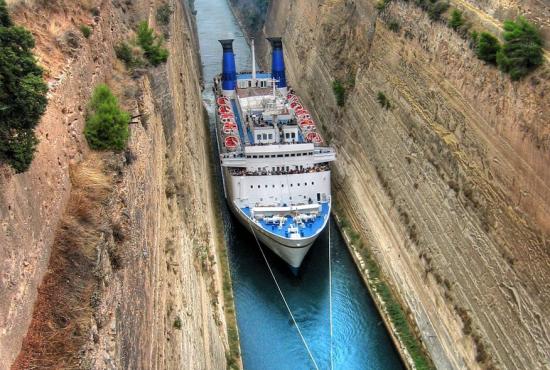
xmin=230 ymin=200 xmax=329 ymax=269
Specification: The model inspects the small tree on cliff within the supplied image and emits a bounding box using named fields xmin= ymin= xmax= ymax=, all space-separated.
xmin=0 ymin=0 xmax=48 ymax=172
xmin=137 ymin=21 xmax=169 ymax=66
xmin=84 ymin=84 xmax=130 ymax=151
xmin=496 ymin=17 xmax=543 ymax=80
xmin=475 ymin=32 xmax=501 ymax=64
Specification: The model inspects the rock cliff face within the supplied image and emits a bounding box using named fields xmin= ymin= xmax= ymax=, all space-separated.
xmin=1 ymin=0 xmax=229 ymax=368
xmin=254 ymin=0 xmax=549 ymax=368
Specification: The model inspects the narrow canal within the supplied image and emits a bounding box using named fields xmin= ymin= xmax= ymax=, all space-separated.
xmin=194 ymin=0 xmax=404 ymax=368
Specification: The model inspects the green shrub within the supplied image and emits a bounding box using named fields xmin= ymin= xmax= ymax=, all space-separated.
xmin=332 ymin=80 xmax=346 ymax=107
xmin=428 ymin=1 xmax=449 ymax=21
xmin=377 ymin=91 xmax=392 ymax=110
xmin=376 ymin=0 xmax=391 ymax=11
xmin=475 ymin=32 xmax=500 ymax=64
xmin=156 ymin=3 xmax=173 ymax=26
xmin=80 ymin=24 xmax=92 ymax=38
xmin=448 ymin=9 xmax=464 ymax=30
xmin=137 ymin=21 xmax=169 ymax=66
xmin=173 ymin=316 xmax=182 ymax=329
xmin=0 ymin=0 xmax=48 ymax=172
xmin=114 ymin=42 xmax=144 ymax=68
xmin=496 ymin=17 xmax=543 ymax=80
xmin=84 ymin=84 xmax=130 ymax=151
xmin=388 ymin=20 xmax=400 ymax=33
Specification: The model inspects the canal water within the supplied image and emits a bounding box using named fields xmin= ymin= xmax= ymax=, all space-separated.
xmin=194 ymin=0 xmax=404 ymax=369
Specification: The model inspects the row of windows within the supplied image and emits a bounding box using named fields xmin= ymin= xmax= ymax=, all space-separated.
xmin=246 ymin=152 xmax=313 ymax=159
xmin=256 ymin=133 xmax=274 ymax=141
xmin=251 ymin=182 xmax=315 ymax=189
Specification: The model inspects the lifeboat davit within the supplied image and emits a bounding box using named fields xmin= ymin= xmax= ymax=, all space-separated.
xmin=217 ymin=97 xmax=229 ymax=106
xmin=218 ymin=105 xmax=232 ymax=114
xmin=222 ymin=118 xmax=236 ymax=125
xmin=306 ymin=132 xmax=322 ymax=143
xmin=224 ymin=135 xmax=240 ymax=150
xmin=223 ymin=122 xmax=238 ymax=134
xmin=220 ymin=113 xmax=235 ymax=119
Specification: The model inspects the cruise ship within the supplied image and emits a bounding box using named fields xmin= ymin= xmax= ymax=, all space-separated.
xmin=214 ymin=37 xmax=336 ymax=270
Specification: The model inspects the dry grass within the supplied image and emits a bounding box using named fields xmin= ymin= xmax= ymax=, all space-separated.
xmin=12 ymin=156 xmax=113 ymax=369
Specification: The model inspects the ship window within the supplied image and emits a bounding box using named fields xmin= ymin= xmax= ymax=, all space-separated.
xmin=291 ymin=153 xmax=296 ymax=157
xmin=290 ymin=184 xmax=293 ymax=187
xmin=312 ymin=182 xmax=314 ymax=185
xmin=272 ymin=184 xmax=275 ymax=188
xmin=271 ymin=155 xmax=275 ymax=158
xmin=291 ymin=133 xmax=296 ymax=138
xmin=277 ymin=154 xmax=283 ymax=158
xmin=258 ymin=185 xmax=260 ymax=188
xmin=263 ymin=134 xmax=267 ymax=139
xmin=269 ymin=134 xmax=273 ymax=139
xmin=250 ymin=185 xmax=253 ymax=189
xmin=297 ymin=183 xmax=300 ymax=186
xmin=248 ymin=81 xmax=252 ymax=87
xmin=281 ymin=184 xmax=284 ymax=187
xmin=297 ymin=153 xmax=301 ymax=156
xmin=284 ymin=154 xmax=289 ymax=157
xmin=257 ymin=134 xmax=261 ymax=141
xmin=304 ymin=183 xmax=307 ymax=186
xmin=253 ymin=155 xmax=257 ymax=158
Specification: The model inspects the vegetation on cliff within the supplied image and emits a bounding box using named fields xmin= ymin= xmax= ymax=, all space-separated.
xmin=84 ymin=84 xmax=130 ymax=151
xmin=137 ymin=21 xmax=169 ymax=66
xmin=115 ymin=19 xmax=169 ymax=69
xmin=0 ymin=0 xmax=48 ymax=173
xmin=496 ymin=17 xmax=544 ymax=80
xmin=473 ymin=32 xmax=501 ymax=64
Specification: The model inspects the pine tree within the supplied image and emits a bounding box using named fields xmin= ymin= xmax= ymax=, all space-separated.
xmin=0 ymin=0 xmax=48 ymax=172
xmin=496 ymin=17 xmax=543 ymax=80
xmin=84 ymin=84 xmax=130 ymax=151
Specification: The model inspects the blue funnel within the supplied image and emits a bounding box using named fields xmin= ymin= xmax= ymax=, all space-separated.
xmin=219 ymin=39 xmax=237 ymax=92
xmin=267 ymin=37 xmax=287 ymax=88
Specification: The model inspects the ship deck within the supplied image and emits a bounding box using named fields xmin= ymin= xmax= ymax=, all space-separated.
xmin=241 ymin=202 xmax=330 ymax=239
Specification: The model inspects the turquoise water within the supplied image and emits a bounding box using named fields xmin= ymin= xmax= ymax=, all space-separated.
xmin=194 ymin=0 xmax=404 ymax=368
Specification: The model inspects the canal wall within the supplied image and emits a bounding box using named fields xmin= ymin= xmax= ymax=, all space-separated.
xmin=1 ymin=0 xmax=232 ymax=368
xmin=231 ymin=0 xmax=550 ymax=369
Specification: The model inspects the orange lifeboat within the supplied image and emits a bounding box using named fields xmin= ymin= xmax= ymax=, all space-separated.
xmin=218 ymin=105 xmax=232 ymax=114
xmin=217 ymin=97 xmax=230 ymax=106
xmin=300 ymin=119 xmax=315 ymax=127
xmin=224 ymin=135 xmax=240 ymax=150
xmin=306 ymin=132 xmax=322 ymax=143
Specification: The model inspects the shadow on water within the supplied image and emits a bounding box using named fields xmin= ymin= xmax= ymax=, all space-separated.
xmin=194 ymin=0 xmax=405 ymax=368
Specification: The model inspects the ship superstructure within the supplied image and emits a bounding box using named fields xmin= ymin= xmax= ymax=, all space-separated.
xmin=214 ymin=37 xmax=336 ymax=270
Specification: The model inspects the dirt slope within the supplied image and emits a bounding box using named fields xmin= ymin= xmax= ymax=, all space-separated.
xmin=1 ymin=0 xmax=231 ymax=368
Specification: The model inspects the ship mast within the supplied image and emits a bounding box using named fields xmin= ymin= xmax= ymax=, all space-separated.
xmin=251 ymin=38 xmax=257 ymax=86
